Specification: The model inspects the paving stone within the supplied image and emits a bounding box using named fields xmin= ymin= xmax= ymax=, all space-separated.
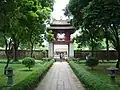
xmin=35 ymin=62 xmax=85 ymax=90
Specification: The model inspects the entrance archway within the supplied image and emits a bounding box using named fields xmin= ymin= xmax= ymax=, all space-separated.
xmin=47 ymin=20 xmax=75 ymax=58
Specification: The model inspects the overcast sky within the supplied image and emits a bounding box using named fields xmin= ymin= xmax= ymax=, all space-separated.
xmin=50 ymin=0 xmax=79 ymax=38
xmin=51 ymin=0 xmax=69 ymax=20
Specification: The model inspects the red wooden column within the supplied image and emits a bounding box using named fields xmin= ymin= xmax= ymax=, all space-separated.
xmin=65 ymin=32 xmax=70 ymax=41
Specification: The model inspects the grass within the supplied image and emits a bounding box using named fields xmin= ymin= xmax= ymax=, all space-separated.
xmin=0 ymin=64 xmax=7 ymax=88
xmin=0 ymin=59 xmax=49 ymax=88
xmin=81 ymin=63 xmax=116 ymax=84
xmin=73 ymin=60 xmax=120 ymax=89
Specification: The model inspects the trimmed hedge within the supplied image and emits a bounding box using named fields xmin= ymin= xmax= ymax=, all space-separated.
xmin=69 ymin=61 xmax=115 ymax=90
xmin=8 ymin=60 xmax=54 ymax=90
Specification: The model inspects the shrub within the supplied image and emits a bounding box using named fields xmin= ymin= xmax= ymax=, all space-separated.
xmin=86 ymin=57 xmax=99 ymax=69
xmin=22 ymin=57 xmax=35 ymax=70
xmin=69 ymin=61 xmax=115 ymax=90
xmin=8 ymin=60 xmax=54 ymax=90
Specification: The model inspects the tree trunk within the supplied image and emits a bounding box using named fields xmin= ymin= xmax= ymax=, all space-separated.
xmin=12 ymin=35 xmax=19 ymax=61
xmin=4 ymin=39 xmax=9 ymax=75
xmin=13 ymin=40 xmax=19 ymax=61
xmin=14 ymin=45 xmax=18 ymax=61
xmin=91 ymin=37 xmax=94 ymax=57
xmin=4 ymin=57 xmax=10 ymax=75
xmin=30 ymin=42 xmax=34 ymax=58
xmin=106 ymin=30 xmax=109 ymax=61
xmin=4 ymin=38 xmax=12 ymax=75
xmin=116 ymin=49 xmax=120 ymax=68
xmin=91 ymin=45 xmax=94 ymax=57
xmin=104 ymin=25 xmax=109 ymax=61
xmin=112 ymin=23 xmax=120 ymax=68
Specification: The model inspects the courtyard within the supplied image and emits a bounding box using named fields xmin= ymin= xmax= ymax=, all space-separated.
xmin=0 ymin=0 xmax=120 ymax=90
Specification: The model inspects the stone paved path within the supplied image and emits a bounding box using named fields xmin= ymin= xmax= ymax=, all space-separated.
xmin=35 ymin=62 xmax=85 ymax=90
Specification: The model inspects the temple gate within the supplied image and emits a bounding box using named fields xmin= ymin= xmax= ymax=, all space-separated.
xmin=47 ymin=20 xmax=75 ymax=58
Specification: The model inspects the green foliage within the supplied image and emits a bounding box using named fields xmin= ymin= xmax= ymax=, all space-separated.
xmin=67 ymin=0 xmax=105 ymax=51
xmin=86 ymin=57 xmax=99 ymax=69
xmin=67 ymin=0 xmax=92 ymax=28
xmin=67 ymin=0 xmax=120 ymax=67
xmin=45 ymin=31 xmax=55 ymax=42
xmin=75 ymin=29 xmax=104 ymax=50
xmin=0 ymin=0 xmax=54 ymax=75
xmin=8 ymin=60 xmax=54 ymax=90
xmin=69 ymin=61 xmax=115 ymax=90
xmin=22 ymin=57 xmax=35 ymax=70
xmin=0 ymin=0 xmax=54 ymax=58
xmin=82 ymin=0 xmax=120 ymax=68
xmin=18 ymin=0 xmax=54 ymax=57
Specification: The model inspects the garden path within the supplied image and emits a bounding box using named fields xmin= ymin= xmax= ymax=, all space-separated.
xmin=35 ymin=61 xmax=85 ymax=90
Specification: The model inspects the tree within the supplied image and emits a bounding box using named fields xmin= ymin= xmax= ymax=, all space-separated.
xmin=67 ymin=0 xmax=92 ymax=29
xmin=0 ymin=0 xmax=26 ymax=62
xmin=0 ymin=0 xmax=54 ymax=74
xmin=0 ymin=0 xmax=21 ymax=74
xmin=82 ymin=0 xmax=110 ymax=60
xmin=67 ymin=0 xmax=120 ymax=68
xmin=67 ymin=0 xmax=104 ymax=57
xmin=19 ymin=0 xmax=54 ymax=57
xmin=75 ymin=27 xmax=104 ymax=57
xmin=83 ymin=0 xmax=120 ymax=68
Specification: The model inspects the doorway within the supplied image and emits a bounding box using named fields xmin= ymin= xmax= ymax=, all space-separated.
xmin=54 ymin=44 xmax=68 ymax=59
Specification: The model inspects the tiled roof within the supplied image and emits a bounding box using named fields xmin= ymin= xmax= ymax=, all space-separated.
xmin=47 ymin=19 xmax=75 ymax=33
xmin=51 ymin=20 xmax=70 ymax=25
xmin=48 ymin=26 xmax=75 ymax=30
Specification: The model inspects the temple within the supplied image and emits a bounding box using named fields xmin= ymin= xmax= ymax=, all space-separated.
xmin=47 ymin=19 xmax=75 ymax=59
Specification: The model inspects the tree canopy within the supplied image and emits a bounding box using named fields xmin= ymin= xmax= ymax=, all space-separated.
xmin=0 ymin=0 xmax=54 ymax=74
xmin=66 ymin=0 xmax=120 ymax=68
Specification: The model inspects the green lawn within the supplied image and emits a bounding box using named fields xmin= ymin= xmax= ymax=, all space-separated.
xmin=0 ymin=60 xmax=46 ymax=88
xmin=81 ymin=63 xmax=117 ymax=83
xmin=74 ymin=60 xmax=120 ymax=89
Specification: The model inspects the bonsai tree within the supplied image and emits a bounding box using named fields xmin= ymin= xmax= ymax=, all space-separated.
xmin=22 ymin=57 xmax=35 ymax=70
xmin=86 ymin=57 xmax=99 ymax=69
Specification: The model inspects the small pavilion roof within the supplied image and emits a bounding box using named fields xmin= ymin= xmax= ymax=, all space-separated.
xmin=50 ymin=20 xmax=70 ymax=26
xmin=48 ymin=26 xmax=75 ymax=30
xmin=47 ymin=19 xmax=75 ymax=34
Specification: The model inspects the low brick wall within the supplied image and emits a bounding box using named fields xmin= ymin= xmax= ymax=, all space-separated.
xmin=0 ymin=50 xmax=48 ymax=59
xmin=74 ymin=50 xmax=118 ymax=60
xmin=0 ymin=49 xmax=118 ymax=60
